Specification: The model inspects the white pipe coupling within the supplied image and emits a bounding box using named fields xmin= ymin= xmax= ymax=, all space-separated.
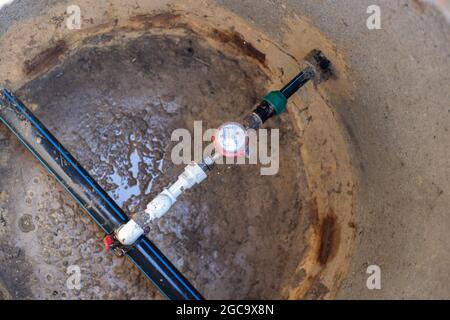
xmin=115 ymin=219 xmax=144 ymax=246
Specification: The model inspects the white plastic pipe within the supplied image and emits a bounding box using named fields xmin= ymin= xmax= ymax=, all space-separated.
xmin=116 ymin=161 xmax=208 ymax=245
xmin=145 ymin=162 xmax=207 ymax=221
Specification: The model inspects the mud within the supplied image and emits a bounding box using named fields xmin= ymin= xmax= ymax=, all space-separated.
xmin=1 ymin=31 xmax=311 ymax=299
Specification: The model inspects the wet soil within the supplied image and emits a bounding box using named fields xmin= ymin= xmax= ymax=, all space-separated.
xmin=0 ymin=32 xmax=312 ymax=299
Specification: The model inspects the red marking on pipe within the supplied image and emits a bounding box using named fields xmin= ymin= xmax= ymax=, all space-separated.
xmin=103 ymin=235 xmax=114 ymax=252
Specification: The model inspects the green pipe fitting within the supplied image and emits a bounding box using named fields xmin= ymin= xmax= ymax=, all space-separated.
xmin=263 ymin=91 xmax=288 ymax=115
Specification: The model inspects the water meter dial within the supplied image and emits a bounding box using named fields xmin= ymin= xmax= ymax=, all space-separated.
xmin=213 ymin=122 xmax=247 ymax=158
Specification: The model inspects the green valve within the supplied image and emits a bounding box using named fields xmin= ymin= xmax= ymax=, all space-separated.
xmin=263 ymin=91 xmax=287 ymax=115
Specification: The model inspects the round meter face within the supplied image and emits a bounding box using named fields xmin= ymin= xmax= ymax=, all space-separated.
xmin=213 ymin=122 xmax=247 ymax=157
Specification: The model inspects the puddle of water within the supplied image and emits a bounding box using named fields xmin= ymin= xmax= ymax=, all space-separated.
xmin=108 ymin=167 xmax=141 ymax=207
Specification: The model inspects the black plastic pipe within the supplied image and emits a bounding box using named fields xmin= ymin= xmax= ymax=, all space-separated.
xmin=0 ymin=89 xmax=203 ymax=300
xmin=280 ymin=67 xmax=315 ymax=99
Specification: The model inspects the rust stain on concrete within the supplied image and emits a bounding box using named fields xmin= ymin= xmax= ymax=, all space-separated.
xmin=209 ymin=29 xmax=266 ymax=65
xmin=317 ymin=211 xmax=340 ymax=266
xmin=23 ymin=40 xmax=67 ymax=76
